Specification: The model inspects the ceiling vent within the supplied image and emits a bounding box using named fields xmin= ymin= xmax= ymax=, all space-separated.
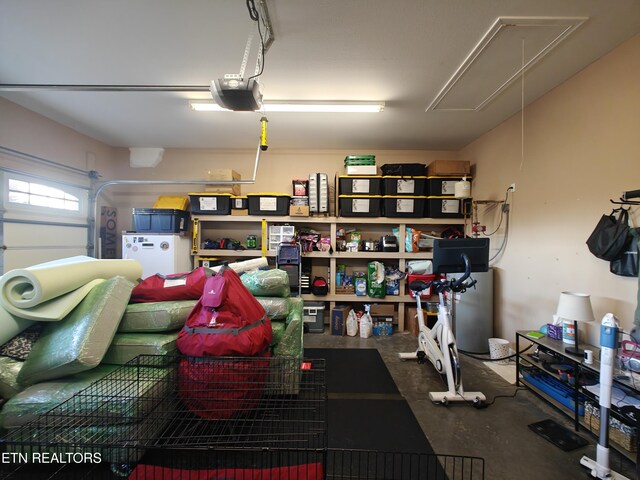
xmin=426 ymin=16 xmax=587 ymax=112
xmin=129 ymin=148 xmax=165 ymax=168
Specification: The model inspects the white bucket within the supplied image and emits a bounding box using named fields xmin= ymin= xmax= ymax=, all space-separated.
xmin=488 ymin=338 xmax=510 ymax=363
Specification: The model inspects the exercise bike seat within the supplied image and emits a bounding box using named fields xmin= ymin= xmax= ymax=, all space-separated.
xmin=408 ymin=280 xmax=432 ymax=294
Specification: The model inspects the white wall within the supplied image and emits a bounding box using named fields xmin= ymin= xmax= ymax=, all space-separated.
xmin=0 ymin=98 xmax=117 ymax=181
xmin=461 ymin=33 xmax=640 ymax=344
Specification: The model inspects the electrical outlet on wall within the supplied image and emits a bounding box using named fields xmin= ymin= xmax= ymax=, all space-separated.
xmin=510 ymin=183 xmax=516 ymax=192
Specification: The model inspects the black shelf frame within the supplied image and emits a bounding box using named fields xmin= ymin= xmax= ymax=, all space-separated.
xmin=516 ymin=331 xmax=640 ymax=463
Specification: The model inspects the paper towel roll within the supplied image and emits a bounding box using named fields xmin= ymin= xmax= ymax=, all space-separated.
xmin=210 ymin=256 xmax=269 ymax=274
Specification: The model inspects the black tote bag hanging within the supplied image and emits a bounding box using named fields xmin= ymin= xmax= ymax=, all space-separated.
xmin=610 ymin=228 xmax=640 ymax=277
xmin=586 ymin=208 xmax=630 ymax=261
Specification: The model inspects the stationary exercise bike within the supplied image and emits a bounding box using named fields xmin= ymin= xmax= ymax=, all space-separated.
xmin=399 ymin=238 xmax=489 ymax=407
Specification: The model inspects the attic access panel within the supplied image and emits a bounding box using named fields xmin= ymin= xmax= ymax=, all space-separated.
xmin=426 ymin=16 xmax=587 ymax=112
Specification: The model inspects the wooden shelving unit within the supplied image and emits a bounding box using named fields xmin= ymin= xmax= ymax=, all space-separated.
xmin=191 ymin=214 xmax=464 ymax=331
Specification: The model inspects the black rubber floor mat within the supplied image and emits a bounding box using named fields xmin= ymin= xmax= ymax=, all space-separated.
xmin=304 ymin=348 xmax=399 ymax=394
xmin=528 ymin=419 xmax=588 ymax=451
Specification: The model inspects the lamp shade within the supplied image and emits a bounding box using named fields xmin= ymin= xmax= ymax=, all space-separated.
xmin=555 ymin=292 xmax=595 ymax=323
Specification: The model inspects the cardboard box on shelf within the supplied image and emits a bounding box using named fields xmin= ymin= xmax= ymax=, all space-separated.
xmin=207 ymin=169 xmax=241 ymax=181
xmin=289 ymin=205 xmax=310 ymax=217
xmin=206 ymin=169 xmax=242 ymax=196
xmin=426 ymin=160 xmax=471 ymax=176
xmin=331 ymin=305 xmax=352 ymax=336
xmin=206 ymin=185 xmax=242 ymax=196
xmin=369 ymin=304 xmax=394 ymax=317
xmin=405 ymin=307 xmax=419 ymax=337
xmin=405 ymin=305 xmax=437 ymax=335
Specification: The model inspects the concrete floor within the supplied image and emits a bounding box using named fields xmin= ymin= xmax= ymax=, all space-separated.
xmin=304 ymin=330 xmax=638 ymax=480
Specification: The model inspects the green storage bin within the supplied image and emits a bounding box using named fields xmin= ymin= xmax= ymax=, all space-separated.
xmin=344 ymin=155 xmax=376 ymax=166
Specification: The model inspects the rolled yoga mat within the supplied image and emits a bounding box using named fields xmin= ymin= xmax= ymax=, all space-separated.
xmin=0 ymin=256 xmax=142 ymax=321
xmin=209 ymin=256 xmax=268 ymax=274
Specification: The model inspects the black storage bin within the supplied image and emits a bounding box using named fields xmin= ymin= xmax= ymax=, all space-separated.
xmin=380 ymin=163 xmax=426 ymax=176
xmin=383 ymin=196 xmax=427 ymax=218
xmin=247 ymin=193 xmax=291 ymax=216
xmin=338 ymin=195 xmax=382 ymax=217
xmin=426 ymin=176 xmax=471 ymax=196
xmin=188 ymin=192 xmax=232 ymax=215
xmin=132 ymin=208 xmax=190 ymax=233
xmin=382 ymin=176 xmax=426 ymax=196
xmin=338 ymin=175 xmax=382 ymax=195
xmin=231 ymin=196 xmax=248 ymax=210
xmin=425 ymin=196 xmax=471 ymax=218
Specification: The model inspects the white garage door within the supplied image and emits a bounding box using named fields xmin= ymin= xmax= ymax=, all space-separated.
xmin=0 ymin=170 xmax=90 ymax=273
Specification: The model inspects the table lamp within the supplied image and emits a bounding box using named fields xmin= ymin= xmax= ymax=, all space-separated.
xmin=556 ymin=291 xmax=595 ymax=356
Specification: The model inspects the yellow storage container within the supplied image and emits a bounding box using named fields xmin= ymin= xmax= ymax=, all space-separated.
xmin=153 ymin=196 xmax=189 ymax=211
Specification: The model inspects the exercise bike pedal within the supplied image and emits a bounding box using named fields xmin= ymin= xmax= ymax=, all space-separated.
xmin=416 ymin=351 xmax=427 ymax=364
xmin=473 ymin=397 xmax=487 ymax=409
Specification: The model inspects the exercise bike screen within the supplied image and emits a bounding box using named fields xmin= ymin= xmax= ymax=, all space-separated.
xmin=432 ymin=238 xmax=489 ymax=274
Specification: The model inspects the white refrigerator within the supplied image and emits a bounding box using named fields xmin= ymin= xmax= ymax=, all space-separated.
xmin=122 ymin=233 xmax=193 ymax=279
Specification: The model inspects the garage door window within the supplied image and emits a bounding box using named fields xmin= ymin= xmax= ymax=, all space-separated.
xmin=8 ymin=178 xmax=80 ymax=212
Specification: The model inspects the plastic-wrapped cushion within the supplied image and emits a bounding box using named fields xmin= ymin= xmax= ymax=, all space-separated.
xmin=241 ymin=269 xmax=290 ymax=297
xmin=17 ymin=276 xmax=135 ymax=386
xmin=286 ymin=297 xmax=303 ymax=326
xmin=101 ymin=333 xmax=178 ymax=365
xmin=256 ymin=297 xmax=291 ymax=320
xmin=2 ymin=366 xmax=171 ymax=429
xmin=0 ymin=365 xmax=118 ymax=428
xmin=273 ymin=303 xmax=303 ymax=358
xmin=118 ymin=300 xmax=196 ymax=332
xmin=6 ymin=423 xmax=148 ymax=463
xmin=270 ymin=321 xmax=286 ymax=346
xmin=0 ymin=357 xmax=24 ymax=400
xmin=4 ymin=397 xmax=172 ymax=464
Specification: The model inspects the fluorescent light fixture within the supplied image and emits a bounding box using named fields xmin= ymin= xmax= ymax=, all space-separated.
xmin=190 ymin=100 xmax=385 ymax=113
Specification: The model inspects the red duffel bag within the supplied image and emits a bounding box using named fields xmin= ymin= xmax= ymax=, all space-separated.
xmin=178 ymin=353 xmax=271 ymax=420
xmin=176 ymin=267 xmax=273 ymax=419
xmin=176 ymin=267 xmax=272 ymax=357
xmin=129 ymin=267 xmax=209 ymax=303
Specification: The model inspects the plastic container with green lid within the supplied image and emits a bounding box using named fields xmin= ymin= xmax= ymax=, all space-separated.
xmin=344 ymin=155 xmax=376 ymax=166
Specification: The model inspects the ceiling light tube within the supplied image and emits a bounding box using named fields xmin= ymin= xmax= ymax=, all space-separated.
xmin=190 ymin=100 xmax=385 ymax=113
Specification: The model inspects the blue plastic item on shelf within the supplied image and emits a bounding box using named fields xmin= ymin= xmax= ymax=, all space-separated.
xmin=523 ymin=371 xmax=585 ymax=416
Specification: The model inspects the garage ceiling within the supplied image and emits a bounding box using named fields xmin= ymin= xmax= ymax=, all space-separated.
xmin=1 ymin=0 xmax=639 ymax=151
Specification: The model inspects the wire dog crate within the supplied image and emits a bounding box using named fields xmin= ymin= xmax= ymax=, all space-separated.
xmin=0 ymin=447 xmax=485 ymax=479
xmin=0 ymin=354 xmax=485 ymax=479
